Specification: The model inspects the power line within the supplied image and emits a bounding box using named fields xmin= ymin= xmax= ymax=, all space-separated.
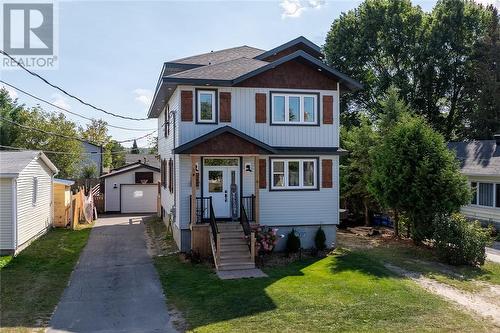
xmin=0 ymin=115 xmax=157 ymax=144
xmin=0 ymin=144 xmax=133 ymax=156
xmin=0 ymin=49 xmax=150 ymax=121
xmin=0 ymin=80 xmax=156 ymax=132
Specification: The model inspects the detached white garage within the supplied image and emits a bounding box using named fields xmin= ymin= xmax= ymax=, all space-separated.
xmin=101 ymin=162 xmax=160 ymax=213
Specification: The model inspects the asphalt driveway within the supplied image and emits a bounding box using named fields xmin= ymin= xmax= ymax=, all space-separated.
xmin=48 ymin=215 xmax=177 ymax=333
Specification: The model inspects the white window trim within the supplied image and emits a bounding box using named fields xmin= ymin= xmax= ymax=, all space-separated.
xmin=271 ymin=92 xmax=318 ymax=125
xmin=271 ymin=158 xmax=317 ymax=190
xmin=470 ymin=181 xmax=499 ymax=209
xmin=197 ymin=90 xmax=216 ymax=123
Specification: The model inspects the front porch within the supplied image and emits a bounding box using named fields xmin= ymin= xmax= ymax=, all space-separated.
xmin=187 ymin=155 xmax=260 ymax=270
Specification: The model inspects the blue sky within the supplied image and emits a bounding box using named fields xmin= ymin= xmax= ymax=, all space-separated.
xmin=0 ymin=0 xmax=463 ymax=147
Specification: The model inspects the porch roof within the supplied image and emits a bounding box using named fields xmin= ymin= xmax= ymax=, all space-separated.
xmin=173 ymin=126 xmax=276 ymax=155
xmin=173 ymin=126 xmax=347 ymax=156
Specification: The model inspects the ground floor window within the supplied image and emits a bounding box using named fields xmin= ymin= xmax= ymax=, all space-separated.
xmin=470 ymin=181 xmax=500 ymax=208
xmin=270 ymin=158 xmax=317 ymax=190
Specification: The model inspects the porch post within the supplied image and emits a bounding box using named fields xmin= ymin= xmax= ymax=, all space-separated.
xmin=254 ymin=156 xmax=260 ymax=224
xmin=190 ymin=155 xmax=197 ymax=225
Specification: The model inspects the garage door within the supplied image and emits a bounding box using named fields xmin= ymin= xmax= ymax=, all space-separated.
xmin=120 ymin=184 xmax=157 ymax=213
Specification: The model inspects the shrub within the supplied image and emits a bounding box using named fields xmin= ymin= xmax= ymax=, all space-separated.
xmin=315 ymin=226 xmax=326 ymax=251
xmin=433 ymin=214 xmax=491 ymax=266
xmin=286 ymin=229 xmax=301 ymax=253
xmin=251 ymin=225 xmax=279 ymax=255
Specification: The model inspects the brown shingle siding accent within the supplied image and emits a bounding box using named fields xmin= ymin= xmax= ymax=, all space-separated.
xmin=219 ymin=92 xmax=231 ymax=122
xmin=181 ymin=90 xmax=193 ymax=121
xmin=322 ymin=159 xmax=333 ymax=188
xmin=237 ymin=60 xmax=338 ymax=90
xmin=323 ymin=95 xmax=333 ymax=124
xmin=259 ymin=159 xmax=267 ymax=189
xmin=255 ymin=93 xmax=267 ymax=123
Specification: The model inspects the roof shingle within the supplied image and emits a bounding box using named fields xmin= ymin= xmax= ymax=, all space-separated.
xmin=171 ymin=46 xmax=265 ymax=66
xmin=448 ymin=140 xmax=500 ymax=176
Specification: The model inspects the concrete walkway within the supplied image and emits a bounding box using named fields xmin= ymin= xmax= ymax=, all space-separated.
xmin=486 ymin=241 xmax=500 ymax=264
xmin=48 ymin=215 xmax=177 ymax=333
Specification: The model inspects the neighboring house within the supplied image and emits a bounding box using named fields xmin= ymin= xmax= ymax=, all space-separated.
xmin=81 ymin=141 xmax=103 ymax=176
xmin=100 ymin=161 xmax=160 ymax=214
xmin=147 ymin=36 xmax=361 ymax=270
xmin=449 ymin=134 xmax=500 ymax=228
xmin=0 ymin=151 xmax=58 ymax=255
xmin=125 ymin=154 xmax=160 ymax=168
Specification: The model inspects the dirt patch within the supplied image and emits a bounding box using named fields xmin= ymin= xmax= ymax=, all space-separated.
xmin=337 ymin=227 xmax=396 ymax=249
xmin=143 ymin=217 xmax=187 ymax=332
xmin=385 ymin=263 xmax=500 ymax=328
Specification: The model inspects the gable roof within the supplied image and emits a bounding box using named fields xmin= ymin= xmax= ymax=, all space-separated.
xmin=448 ymin=140 xmax=500 ymax=176
xmin=148 ymin=36 xmax=362 ymax=118
xmin=0 ymin=150 xmax=58 ymax=176
xmin=100 ymin=162 xmax=160 ymax=179
xmin=255 ymin=36 xmax=322 ymax=61
xmin=173 ymin=126 xmax=276 ymax=154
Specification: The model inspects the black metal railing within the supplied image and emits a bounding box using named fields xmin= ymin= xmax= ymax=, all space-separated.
xmin=209 ymin=198 xmax=219 ymax=248
xmin=190 ymin=196 xmax=212 ymax=224
xmin=240 ymin=205 xmax=251 ymax=238
xmin=241 ymin=195 xmax=255 ymax=222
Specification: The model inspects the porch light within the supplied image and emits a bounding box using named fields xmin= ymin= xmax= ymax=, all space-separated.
xmin=113 ymin=183 xmax=117 ymax=189
xmin=245 ymin=163 xmax=252 ymax=172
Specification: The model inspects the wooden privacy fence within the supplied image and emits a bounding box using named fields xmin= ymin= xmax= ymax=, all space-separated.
xmin=91 ymin=183 xmax=104 ymax=213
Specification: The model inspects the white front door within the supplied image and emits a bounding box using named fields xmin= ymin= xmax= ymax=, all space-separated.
xmin=203 ymin=165 xmax=239 ymax=218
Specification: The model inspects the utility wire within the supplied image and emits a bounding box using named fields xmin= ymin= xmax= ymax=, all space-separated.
xmin=0 ymin=80 xmax=156 ymax=131
xmin=0 ymin=144 xmax=134 ymax=156
xmin=0 ymin=116 xmax=157 ymax=144
xmin=0 ymin=49 xmax=150 ymax=121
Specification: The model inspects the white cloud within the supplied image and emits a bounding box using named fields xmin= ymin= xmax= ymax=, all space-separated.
xmin=473 ymin=0 xmax=499 ymax=8
xmin=133 ymin=88 xmax=153 ymax=107
xmin=280 ymin=0 xmax=325 ymax=19
xmin=51 ymin=94 xmax=71 ymax=110
xmin=0 ymin=84 xmax=18 ymax=99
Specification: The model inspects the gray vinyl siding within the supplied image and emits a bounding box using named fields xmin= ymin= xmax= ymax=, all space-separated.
xmin=16 ymin=158 xmax=53 ymax=248
xmin=0 ymin=178 xmax=14 ymax=251
xmin=177 ymin=85 xmax=340 ymax=147
xmin=178 ymin=155 xmax=200 ymax=230
xmin=260 ymin=155 xmax=339 ymax=226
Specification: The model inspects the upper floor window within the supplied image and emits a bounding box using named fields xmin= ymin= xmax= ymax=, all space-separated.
xmin=196 ymin=89 xmax=217 ymax=124
xmin=270 ymin=158 xmax=317 ymax=190
xmin=270 ymin=92 xmax=319 ymax=125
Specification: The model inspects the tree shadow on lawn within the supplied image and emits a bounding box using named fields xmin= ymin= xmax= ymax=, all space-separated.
xmin=328 ymin=250 xmax=394 ymax=279
xmin=154 ymin=255 xmax=320 ymax=330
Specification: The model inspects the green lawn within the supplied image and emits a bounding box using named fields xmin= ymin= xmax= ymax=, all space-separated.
xmin=0 ymin=227 xmax=91 ymax=333
xmin=151 ymin=226 xmax=495 ymax=332
xmin=343 ymin=236 xmax=500 ymax=293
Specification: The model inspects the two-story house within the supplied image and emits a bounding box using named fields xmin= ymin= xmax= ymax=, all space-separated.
xmin=148 ymin=36 xmax=361 ymax=271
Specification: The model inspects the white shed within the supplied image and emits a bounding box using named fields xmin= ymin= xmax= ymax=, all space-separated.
xmin=100 ymin=162 xmax=160 ymax=213
xmin=0 ymin=151 xmax=58 ymax=255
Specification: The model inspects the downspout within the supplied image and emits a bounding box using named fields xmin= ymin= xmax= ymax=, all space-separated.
xmin=170 ymin=109 xmax=177 ymax=222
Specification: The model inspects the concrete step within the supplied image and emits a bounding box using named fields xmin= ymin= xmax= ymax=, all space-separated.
xmin=217 ymin=223 xmax=242 ymax=230
xmin=220 ymin=252 xmax=251 ymax=261
xmin=218 ymin=262 xmax=255 ymax=271
xmin=220 ymin=244 xmax=249 ymax=252
xmin=219 ymin=238 xmax=247 ymax=246
xmin=219 ymin=231 xmax=245 ymax=239
xmin=219 ymin=257 xmax=254 ymax=265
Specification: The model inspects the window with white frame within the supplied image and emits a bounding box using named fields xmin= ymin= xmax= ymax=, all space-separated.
xmin=196 ymin=89 xmax=217 ymax=123
xmin=271 ymin=92 xmax=318 ymax=125
xmin=470 ymin=182 xmax=500 ymax=208
xmin=271 ymin=158 xmax=317 ymax=190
